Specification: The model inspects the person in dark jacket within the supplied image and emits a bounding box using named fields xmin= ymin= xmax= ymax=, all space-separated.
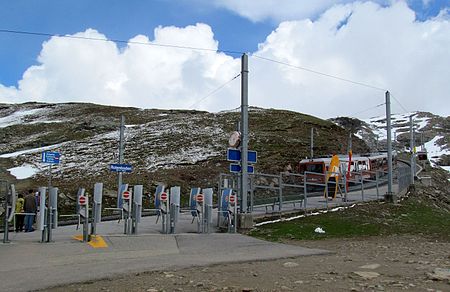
xmin=24 ymin=189 xmax=37 ymax=232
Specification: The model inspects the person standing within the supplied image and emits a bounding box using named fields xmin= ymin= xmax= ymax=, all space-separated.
xmin=15 ymin=194 xmax=25 ymax=232
xmin=24 ymin=189 xmax=37 ymax=232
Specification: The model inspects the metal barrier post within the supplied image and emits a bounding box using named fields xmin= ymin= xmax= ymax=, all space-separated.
xmin=91 ymin=183 xmax=103 ymax=236
xmin=160 ymin=189 xmax=170 ymax=234
xmin=122 ymin=188 xmax=132 ymax=235
xmin=132 ymin=185 xmax=143 ymax=235
xmin=38 ymin=187 xmax=47 ymax=243
xmin=2 ymin=182 xmax=12 ymax=243
xmin=203 ymin=188 xmax=213 ymax=233
xmin=169 ymin=186 xmax=180 ymax=234
xmin=77 ymin=189 xmax=89 ymax=242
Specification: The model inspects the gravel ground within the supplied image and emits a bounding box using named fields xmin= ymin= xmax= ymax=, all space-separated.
xmin=45 ymin=235 xmax=449 ymax=292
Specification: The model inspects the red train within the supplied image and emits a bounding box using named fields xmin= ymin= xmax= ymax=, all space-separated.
xmin=298 ymin=152 xmax=392 ymax=184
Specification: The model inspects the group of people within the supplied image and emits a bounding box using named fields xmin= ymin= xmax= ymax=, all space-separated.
xmin=14 ymin=189 xmax=38 ymax=232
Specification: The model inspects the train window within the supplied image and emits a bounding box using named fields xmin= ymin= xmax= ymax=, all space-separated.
xmin=418 ymin=153 xmax=428 ymax=161
xmin=306 ymin=164 xmax=324 ymax=173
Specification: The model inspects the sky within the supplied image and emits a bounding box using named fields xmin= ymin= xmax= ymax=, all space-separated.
xmin=0 ymin=0 xmax=449 ymax=119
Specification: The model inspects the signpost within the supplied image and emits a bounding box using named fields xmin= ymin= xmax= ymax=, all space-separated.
xmin=227 ymin=148 xmax=257 ymax=163
xmin=110 ymin=164 xmax=133 ymax=173
xmin=229 ymin=164 xmax=254 ymax=174
xmin=160 ymin=192 xmax=168 ymax=202
xmin=41 ymin=151 xmax=61 ymax=164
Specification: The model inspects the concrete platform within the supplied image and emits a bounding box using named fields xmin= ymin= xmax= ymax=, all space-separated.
xmin=0 ymin=213 xmax=329 ymax=292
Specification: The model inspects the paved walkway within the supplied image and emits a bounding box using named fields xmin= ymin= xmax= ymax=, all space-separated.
xmin=0 ymin=182 xmax=397 ymax=291
xmin=0 ymin=213 xmax=329 ymax=292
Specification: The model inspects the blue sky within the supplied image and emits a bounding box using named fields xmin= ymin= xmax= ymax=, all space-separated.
xmin=0 ymin=1 xmax=449 ymax=118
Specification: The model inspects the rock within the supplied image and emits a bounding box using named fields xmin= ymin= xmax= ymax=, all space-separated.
xmin=195 ymin=282 xmax=204 ymax=287
xmin=283 ymin=262 xmax=299 ymax=268
xmin=280 ymin=286 xmax=292 ymax=290
xmin=165 ymin=274 xmax=174 ymax=278
xmin=241 ymin=288 xmax=254 ymax=292
xmin=146 ymin=289 xmax=158 ymax=292
xmin=359 ymin=264 xmax=381 ymax=269
xmin=352 ymin=271 xmax=381 ymax=280
xmin=426 ymin=268 xmax=450 ymax=281
xmin=294 ymin=280 xmax=304 ymax=284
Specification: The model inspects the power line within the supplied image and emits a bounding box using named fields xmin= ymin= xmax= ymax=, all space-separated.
xmin=251 ymin=54 xmax=387 ymax=92
xmin=390 ymin=93 xmax=409 ymax=114
xmin=189 ymin=73 xmax=241 ymax=109
xmin=349 ymin=102 xmax=386 ymax=118
xmin=0 ymin=29 xmax=244 ymax=55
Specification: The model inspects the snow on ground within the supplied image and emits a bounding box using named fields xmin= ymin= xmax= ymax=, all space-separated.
xmin=424 ymin=135 xmax=449 ymax=166
xmin=363 ymin=112 xmax=431 ymax=142
xmin=0 ymin=143 xmax=65 ymax=158
xmin=7 ymin=164 xmax=40 ymax=179
xmin=0 ymin=108 xmax=46 ymax=128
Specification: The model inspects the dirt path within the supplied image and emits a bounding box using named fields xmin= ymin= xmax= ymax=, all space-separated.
xmin=46 ymin=235 xmax=449 ymax=292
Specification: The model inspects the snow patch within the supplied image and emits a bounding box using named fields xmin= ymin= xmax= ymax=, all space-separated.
xmin=0 ymin=143 xmax=65 ymax=158
xmin=8 ymin=164 xmax=40 ymax=179
xmin=0 ymin=108 xmax=46 ymax=128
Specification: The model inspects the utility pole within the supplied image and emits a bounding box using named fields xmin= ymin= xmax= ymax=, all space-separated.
xmin=240 ymin=53 xmax=249 ymax=215
xmin=310 ymin=128 xmax=314 ymax=158
xmin=384 ymin=91 xmax=394 ymax=202
xmin=117 ymin=115 xmax=125 ymax=208
xmin=409 ymin=115 xmax=415 ymax=184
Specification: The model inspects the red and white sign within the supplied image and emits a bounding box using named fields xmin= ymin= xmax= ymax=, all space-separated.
xmin=229 ymin=195 xmax=236 ymax=205
xmin=78 ymin=195 xmax=87 ymax=206
xmin=160 ymin=192 xmax=168 ymax=201
xmin=122 ymin=191 xmax=131 ymax=200
xmin=196 ymin=194 xmax=204 ymax=203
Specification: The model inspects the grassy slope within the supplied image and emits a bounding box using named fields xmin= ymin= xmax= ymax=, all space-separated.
xmin=249 ymin=168 xmax=450 ymax=242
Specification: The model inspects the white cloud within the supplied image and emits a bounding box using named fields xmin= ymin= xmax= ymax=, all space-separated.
xmin=0 ymin=2 xmax=449 ymax=119
xmin=214 ymin=0 xmax=388 ymax=22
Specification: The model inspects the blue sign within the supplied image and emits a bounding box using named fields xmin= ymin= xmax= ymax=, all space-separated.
xmin=227 ymin=148 xmax=257 ymax=163
xmin=110 ymin=164 xmax=133 ymax=173
xmin=41 ymin=151 xmax=61 ymax=164
xmin=229 ymin=164 xmax=254 ymax=174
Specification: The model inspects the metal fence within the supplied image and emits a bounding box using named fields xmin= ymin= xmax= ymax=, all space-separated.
xmin=219 ymin=164 xmax=411 ymax=215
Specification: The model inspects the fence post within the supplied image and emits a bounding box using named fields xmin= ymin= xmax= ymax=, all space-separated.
xmin=278 ymin=173 xmax=283 ymax=212
xmin=360 ymin=170 xmax=364 ymax=201
xmin=303 ymin=173 xmax=308 ymax=211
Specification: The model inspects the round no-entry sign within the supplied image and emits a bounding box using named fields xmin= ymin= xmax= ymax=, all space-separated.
xmin=196 ymin=194 xmax=204 ymax=203
xmin=160 ymin=192 xmax=168 ymax=201
xmin=123 ymin=191 xmax=130 ymax=200
xmin=78 ymin=195 xmax=86 ymax=206
xmin=229 ymin=195 xmax=236 ymax=205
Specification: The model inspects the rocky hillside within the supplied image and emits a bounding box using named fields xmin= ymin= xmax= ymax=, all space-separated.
xmin=330 ymin=112 xmax=450 ymax=166
xmin=1 ymin=102 xmax=369 ymax=197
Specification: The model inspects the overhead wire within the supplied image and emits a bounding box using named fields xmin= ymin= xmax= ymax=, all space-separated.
xmin=1 ymin=28 xmax=413 ymax=113
xmin=0 ymin=29 xmax=244 ymax=55
xmin=188 ymin=73 xmax=241 ymax=109
xmin=390 ymin=93 xmax=409 ymax=114
xmin=348 ymin=102 xmax=386 ymax=118
xmin=251 ymin=54 xmax=388 ymax=92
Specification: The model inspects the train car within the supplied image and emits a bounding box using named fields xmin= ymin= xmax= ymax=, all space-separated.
xmin=298 ymin=152 xmax=391 ymax=187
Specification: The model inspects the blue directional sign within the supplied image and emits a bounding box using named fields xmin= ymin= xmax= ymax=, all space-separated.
xmin=227 ymin=148 xmax=257 ymax=163
xmin=229 ymin=164 xmax=254 ymax=174
xmin=110 ymin=164 xmax=133 ymax=173
xmin=41 ymin=151 xmax=61 ymax=164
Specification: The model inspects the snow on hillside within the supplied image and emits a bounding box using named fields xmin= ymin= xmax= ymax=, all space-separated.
xmin=423 ymin=136 xmax=450 ymax=166
xmin=2 ymin=111 xmax=226 ymax=179
xmin=362 ymin=111 xmax=430 ymax=141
